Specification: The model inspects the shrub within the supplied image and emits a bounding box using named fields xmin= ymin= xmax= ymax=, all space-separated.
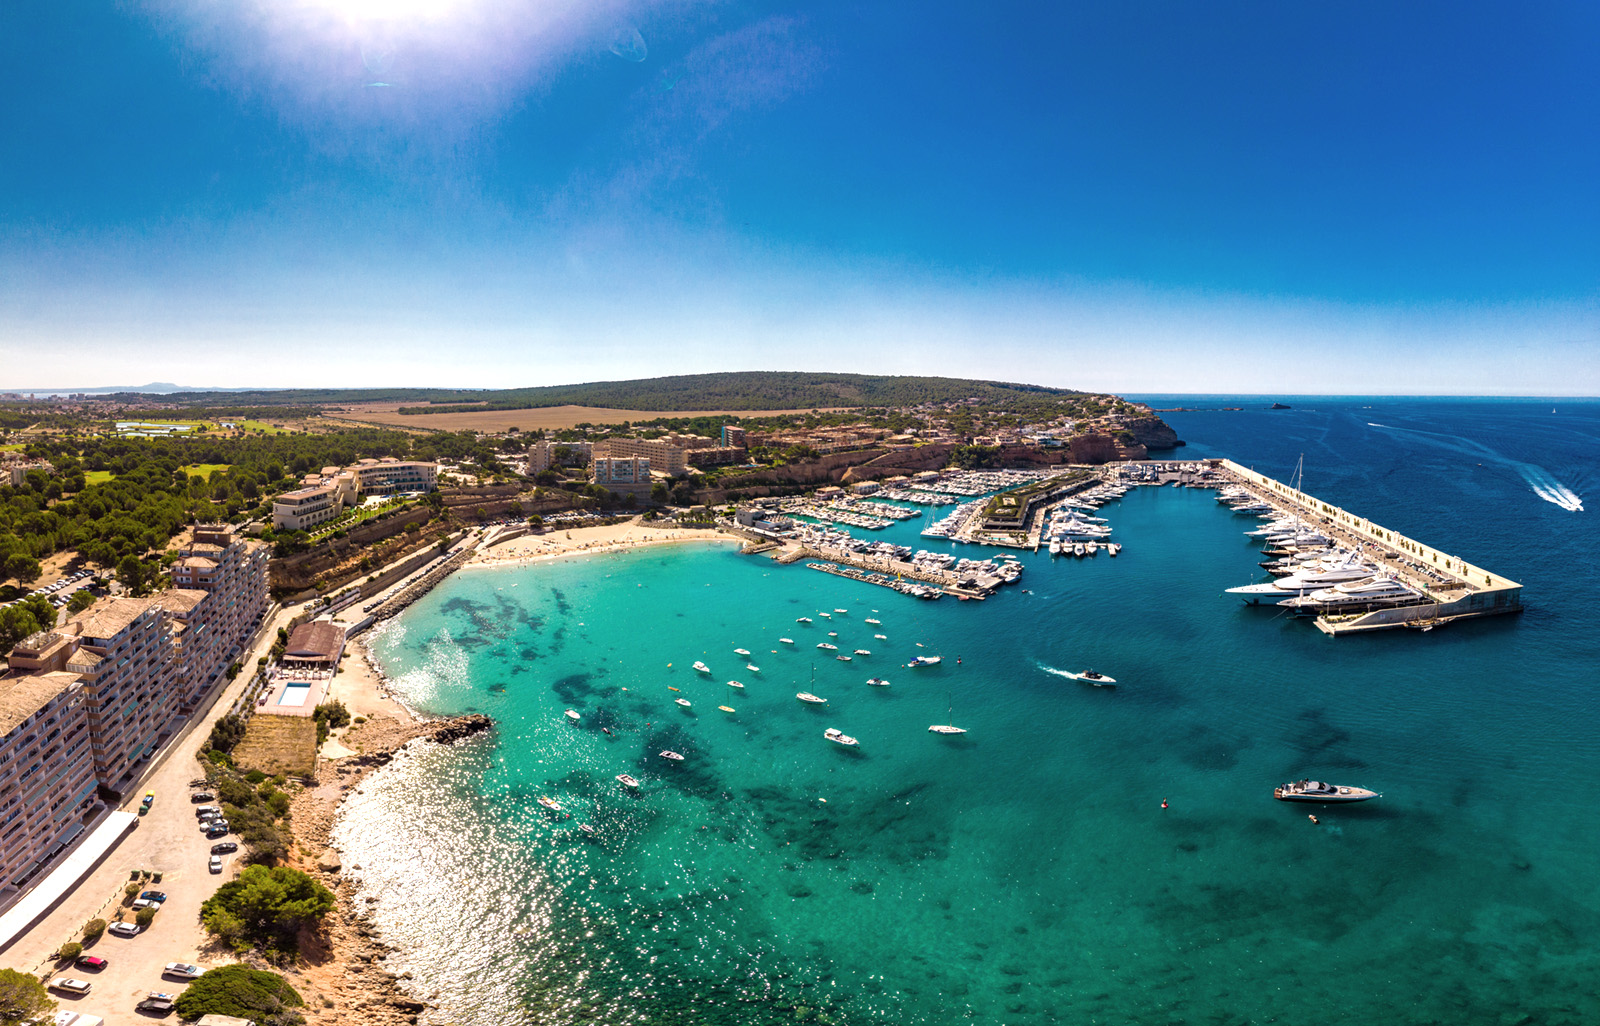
xmin=58 ymin=941 xmax=83 ymax=961
xmin=83 ymin=919 xmax=106 ymax=941
xmin=201 ymin=865 xmax=335 ymax=955
xmin=172 ymin=964 xmax=305 ymax=1023
xmin=135 ymin=906 xmax=157 ymax=928
xmin=245 ymin=769 xmax=268 ymax=785
xmin=124 ymin=882 xmax=140 ymax=899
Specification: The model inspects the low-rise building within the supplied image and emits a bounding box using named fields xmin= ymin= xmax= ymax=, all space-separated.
xmin=272 ymin=485 xmax=341 ymax=531
xmin=685 ymin=445 xmax=747 ymax=468
xmin=282 ymin=621 xmax=346 ymax=672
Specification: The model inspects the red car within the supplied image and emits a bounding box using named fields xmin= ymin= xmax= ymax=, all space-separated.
xmin=74 ymin=955 xmax=108 ymax=970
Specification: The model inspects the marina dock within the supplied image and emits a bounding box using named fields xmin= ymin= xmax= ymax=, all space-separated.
xmin=1131 ymin=458 xmax=1523 ymax=635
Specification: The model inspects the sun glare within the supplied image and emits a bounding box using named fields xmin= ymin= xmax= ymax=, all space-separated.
xmin=298 ymin=0 xmax=470 ymax=24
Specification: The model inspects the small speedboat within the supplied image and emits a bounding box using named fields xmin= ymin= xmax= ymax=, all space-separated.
xmin=1108 ymin=543 xmax=1121 ymax=557
xmin=797 ymin=692 xmax=827 ymax=704
xmin=864 ymin=618 xmax=881 ymax=625
xmin=692 ymin=661 xmax=711 ymax=674
xmin=854 ymin=649 xmax=871 ymax=656
xmin=819 ymin=612 xmax=831 ymax=619
xmin=796 ymin=617 xmax=813 ymax=623
xmin=907 ymin=655 xmax=942 ymax=667
xmin=866 ymin=678 xmax=890 ymax=687
xmin=616 ymin=774 xmax=640 ymax=789
xmin=578 ymin=823 xmax=597 ymax=836
xmin=824 ymin=728 xmax=859 ymax=747
xmin=564 ymin=710 xmax=580 ymax=723
xmin=1067 ymin=670 xmax=1116 ymax=686
xmin=1274 ymin=779 xmax=1380 ymax=803
xmin=928 ymin=724 xmax=967 ymax=735
xmin=874 ymin=634 xmax=887 ymax=640
xmin=734 ymin=648 xmax=751 ymax=657
xmin=537 ymin=797 xmax=564 ymax=812
xmin=836 ymin=655 xmax=852 ymax=662
xmin=659 ymin=750 xmax=685 ymax=762
xmin=817 ymin=643 xmax=838 ymax=651
xmin=718 ymin=705 xmax=735 ymax=713
xmin=674 ymin=698 xmax=692 ymax=707
xmin=779 ymin=637 xmax=795 ymax=644
xmin=746 ymin=663 xmax=760 ymax=672
xmin=834 ymin=608 xmax=848 ymax=614
xmin=726 ymin=680 xmax=745 ymax=689
xmin=827 ymin=631 xmax=839 ymax=637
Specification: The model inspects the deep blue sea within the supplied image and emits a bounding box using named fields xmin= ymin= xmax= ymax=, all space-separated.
xmin=340 ymin=397 xmax=1600 ymax=1026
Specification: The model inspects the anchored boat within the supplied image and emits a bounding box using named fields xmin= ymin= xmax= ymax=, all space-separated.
xmin=1274 ymin=779 xmax=1379 ymax=803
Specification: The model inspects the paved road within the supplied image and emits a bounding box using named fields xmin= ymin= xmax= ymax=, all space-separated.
xmin=2 ymin=604 xmax=297 ymax=1026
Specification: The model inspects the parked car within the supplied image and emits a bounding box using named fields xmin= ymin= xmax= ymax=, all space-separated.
xmin=139 ymin=890 xmax=168 ymax=902
xmin=108 ymin=922 xmax=142 ymax=937
xmin=131 ymin=898 xmax=156 ymax=911
xmin=49 ymin=977 xmax=92 ymax=995
xmin=191 ymin=791 xmax=215 ymax=803
xmin=209 ymin=841 xmax=238 ymax=854
xmin=204 ymin=824 xmax=230 ymax=839
xmin=194 ymin=805 xmax=222 ymax=818
xmin=162 ymin=962 xmax=207 ymax=980
xmin=209 ymin=855 xmax=223 ymax=874
xmin=74 ymin=955 xmax=108 ymax=970
xmin=136 ymin=994 xmax=176 ymax=1015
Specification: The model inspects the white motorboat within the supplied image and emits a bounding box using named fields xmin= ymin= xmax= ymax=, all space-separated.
xmin=796 ymin=692 xmax=827 ymax=704
xmin=779 ymin=637 xmax=795 ymax=644
xmin=824 ymin=728 xmax=859 ymax=747
xmin=836 ymin=654 xmax=852 ymax=662
xmin=864 ymin=618 xmax=881 ymax=625
xmin=733 ymin=648 xmax=751 ymax=657
xmin=928 ymin=724 xmax=967 ymax=735
xmin=692 ymin=661 xmax=711 ymax=674
xmin=834 ymin=608 xmax=848 ymax=614
xmin=1049 ymin=539 xmax=1062 ymax=556
xmin=854 ymin=649 xmax=871 ymax=656
xmin=827 ymin=631 xmax=838 ymax=637
xmin=817 ymin=642 xmax=838 ymax=650
xmin=866 ymin=678 xmax=890 ymax=687
xmin=536 ymin=797 xmax=564 ymax=812
xmin=747 ymin=663 xmax=761 ymax=672
xmin=819 ymin=612 xmax=831 ymax=619
xmin=908 ymin=655 xmax=942 ymax=667
xmin=1108 ymin=543 xmax=1121 ymax=557
xmin=659 ymin=750 xmax=685 ymax=761
xmin=874 ymin=633 xmax=887 ymax=640
xmin=616 ymin=774 xmax=640 ymax=789
xmin=564 ymin=710 xmax=580 ymax=723
xmin=1065 ymin=670 xmax=1116 ymax=686
xmin=718 ymin=705 xmax=735 ymax=713
xmin=1273 ymin=779 xmax=1379 ymax=803
xmin=726 ymin=679 xmax=745 ymax=689
xmin=796 ymin=617 xmax=812 ymax=623
xmin=674 ymin=698 xmax=692 ymax=707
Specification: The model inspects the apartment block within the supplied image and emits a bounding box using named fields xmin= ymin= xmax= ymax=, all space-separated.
xmin=597 ymin=437 xmax=687 ymax=476
xmin=592 ymin=457 xmax=653 ymax=498
xmin=0 ymin=667 xmax=98 ymax=897
xmin=167 ymin=524 xmax=269 ymax=711
xmin=527 ymin=440 xmax=594 ymax=474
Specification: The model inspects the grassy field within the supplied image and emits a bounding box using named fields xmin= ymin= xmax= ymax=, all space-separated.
xmin=239 ymin=419 xmax=290 ymax=434
xmin=233 ymin=715 xmax=319 ymax=778
xmin=0 ymin=443 xmax=23 ymax=452
xmin=83 ymin=470 xmax=116 ymax=485
xmin=321 ymin=402 xmax=847 ymax=433
xmin=179 ymin=463 xmax=232 ymax=479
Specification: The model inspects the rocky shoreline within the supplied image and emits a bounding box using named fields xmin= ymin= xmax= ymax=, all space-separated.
xmin=281 ymin=713 xmax=494 ymax=1024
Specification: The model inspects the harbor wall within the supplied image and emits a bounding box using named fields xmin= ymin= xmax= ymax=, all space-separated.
xmin=1218 ymin=459 xmax=1521 ymax=597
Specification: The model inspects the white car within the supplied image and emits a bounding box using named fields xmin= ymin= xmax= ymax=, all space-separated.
xmin=107 ymin=921 xmax=141 ymax=937
xmin=49 ymin=977 xmax=92 ymax=994
xmin=209 ymin=855 xmax=223 ymax=873
xmin=163 ymin=962 xmax=207 ymax=980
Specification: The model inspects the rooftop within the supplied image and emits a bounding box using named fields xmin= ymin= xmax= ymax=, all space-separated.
xmin=72 ymin=597 xmax=159 ymax=642
xmin=0 ymin=670 xmax=80 ymax=737
xmin=285 ymin=621 xmax=346 ymax=661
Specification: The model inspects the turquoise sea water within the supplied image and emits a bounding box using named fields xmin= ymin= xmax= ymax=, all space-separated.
xmin=340 ymin=397 xmax=1600 ymax=1026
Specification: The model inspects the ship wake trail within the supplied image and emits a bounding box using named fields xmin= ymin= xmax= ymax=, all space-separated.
xmin=1366 ymin=422 xmax=1584 ymax=513
xmin=1037 ymin=663 xmax=1078 ymax=682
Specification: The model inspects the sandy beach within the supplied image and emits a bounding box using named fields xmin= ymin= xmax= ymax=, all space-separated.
xmin=464 ymin=516 xmax=733 ymax=569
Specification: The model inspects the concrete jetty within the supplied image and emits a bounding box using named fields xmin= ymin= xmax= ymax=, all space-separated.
xmin=1131 ymin=458 xmax=1523 ymax=635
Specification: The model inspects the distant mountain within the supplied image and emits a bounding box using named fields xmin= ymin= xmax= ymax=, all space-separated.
xmin=152 ymin=372 xmax=1090 ymax=413
xmin=5 ymin=382 xmax=264 ymax=395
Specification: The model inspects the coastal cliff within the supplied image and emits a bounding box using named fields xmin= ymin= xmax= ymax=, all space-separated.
xmin=1118 ymin=414 xmax=1182 ymax=450
xmin=284 ymin=713 xmax=494 ymax=1025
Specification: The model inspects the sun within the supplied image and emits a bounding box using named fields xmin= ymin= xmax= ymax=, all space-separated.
xmin=296 ymin=0 xmax=469 ymax=24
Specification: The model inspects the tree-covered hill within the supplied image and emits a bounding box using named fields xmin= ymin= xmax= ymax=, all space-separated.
xmin=152 ymin=372 xmax=1090 ymax=414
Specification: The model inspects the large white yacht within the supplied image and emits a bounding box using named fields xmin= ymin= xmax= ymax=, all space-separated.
xmin=1274 ymin=779 xmax=1379 ymax=803
xmin=1279 ymin=575 xmax=1423 ymax=611
xmin=1228 ymin=562 xmax=1383 ymax=603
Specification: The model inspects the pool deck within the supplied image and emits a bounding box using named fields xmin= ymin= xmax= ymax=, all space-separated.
xmin=256 ymin=670 xmax=333 ymax=717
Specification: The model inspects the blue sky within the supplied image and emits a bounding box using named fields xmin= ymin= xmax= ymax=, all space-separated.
xmin=2 ymin=1 xmax=1595 ymax=394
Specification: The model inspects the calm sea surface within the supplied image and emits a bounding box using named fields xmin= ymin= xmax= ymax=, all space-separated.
xmin=340 ymin=397 xmax=1600 ymax=1025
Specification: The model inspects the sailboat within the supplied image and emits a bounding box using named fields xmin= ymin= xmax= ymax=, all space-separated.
xmin=929 ymin=690 xmax=967 ymax=734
